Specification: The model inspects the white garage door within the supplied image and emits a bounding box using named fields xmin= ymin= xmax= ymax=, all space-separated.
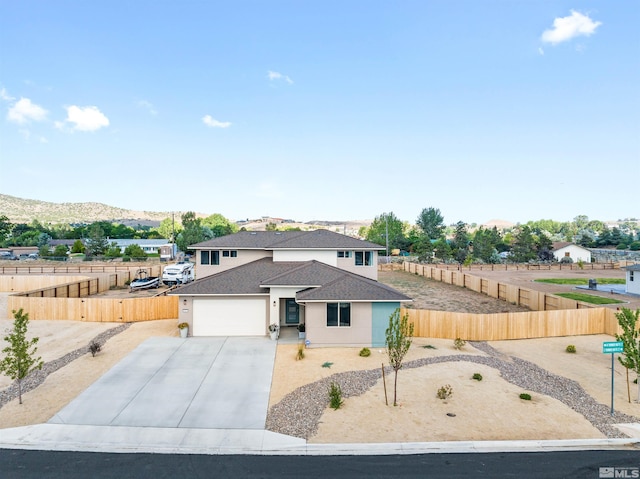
xmin=192 ymin=298 xmax=267 ymax=336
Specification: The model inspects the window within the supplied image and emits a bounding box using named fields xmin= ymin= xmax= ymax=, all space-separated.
xmin=222 ymin=250 xmax=237 ymax=258
xmin=337 ymin=251 xmax=351 ymax=258
xmin=631 ymin=271 xmax=634 ymax=282
xmin=200 ymin=250 xmax=219 ymax=265
xmin=327 ymin=302 xmax=351 ymax=327
xmin=354 ymin=251 xmax=373 ymax=266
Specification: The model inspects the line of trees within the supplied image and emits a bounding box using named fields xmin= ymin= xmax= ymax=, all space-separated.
xmin=361 ymin=209 xmax=640 ymax=264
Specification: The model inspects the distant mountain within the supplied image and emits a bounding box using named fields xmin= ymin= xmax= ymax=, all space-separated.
xmin=0 ymin=194 xmax=175 ymax=225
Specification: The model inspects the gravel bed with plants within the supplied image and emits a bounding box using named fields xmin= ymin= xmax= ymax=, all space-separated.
xmin=266 ymin=341 xmax=640 ymax=440
xmin=0 ymin=323 xmax=131 ymax=409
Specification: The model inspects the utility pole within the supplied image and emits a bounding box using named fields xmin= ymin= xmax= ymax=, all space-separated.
xmin=385 ymin=214 xmax=389 ymax=264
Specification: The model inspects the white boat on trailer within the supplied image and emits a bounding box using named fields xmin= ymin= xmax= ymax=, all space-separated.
xmin=129 ymin=269 xmax=160 ymax=292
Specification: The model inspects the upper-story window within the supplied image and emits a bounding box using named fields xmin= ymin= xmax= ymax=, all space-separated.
xmin=222 ymin=250 xmax=238 ymax=258
xmin=337 ymin=251 xmax=351 ymax=258
xmin=201 ymin=250 xmax=220 ymax=265
xmin=354 ymin=251 xmax=373 ymax=266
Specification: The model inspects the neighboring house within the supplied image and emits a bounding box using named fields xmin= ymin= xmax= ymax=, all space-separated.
xmin=623 ymin=264 xmax=640 ymax=296
xmin=110 ymin=239 xmax=174 ymax=258
xmin=171 ymin=230 xmax=412 ymax=347
xmin=552 ymin=242 xmax=592 ymax=263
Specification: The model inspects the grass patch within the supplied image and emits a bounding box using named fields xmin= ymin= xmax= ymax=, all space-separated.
xmin=555 ymin=292 xmax=624 ymax=304
xmin=535 ymin=278 xmax=625 ymax=285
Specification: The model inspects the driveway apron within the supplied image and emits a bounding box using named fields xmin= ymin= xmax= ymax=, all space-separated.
xmin=48 ymin=337 xmax=276 ymax=430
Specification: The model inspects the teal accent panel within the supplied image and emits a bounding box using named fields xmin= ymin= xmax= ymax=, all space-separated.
xmin=372 ymin=303 xmax=400 ymax=347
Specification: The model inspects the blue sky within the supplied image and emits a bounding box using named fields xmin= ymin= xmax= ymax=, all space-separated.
xmin=1 ymin=1 xmax=638 ymax=226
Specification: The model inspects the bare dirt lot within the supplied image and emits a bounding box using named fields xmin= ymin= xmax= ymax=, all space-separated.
xmin=378 ymin=270 xmax=531 ymax=313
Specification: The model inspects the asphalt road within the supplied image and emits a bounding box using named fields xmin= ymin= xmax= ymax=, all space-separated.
xmin=1 ymin=449 xmax=639 ymax=479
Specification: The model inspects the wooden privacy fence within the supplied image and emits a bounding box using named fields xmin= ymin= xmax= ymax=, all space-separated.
xmin=7 ymin=296 xmax=178 ymax=322
xmin=1 ymin=265 xmax=176 ymax=322
xmin=403 ymin=262 xmax=607 ymax=311
xmin=402 ymin=307 xmax=620 ymax=341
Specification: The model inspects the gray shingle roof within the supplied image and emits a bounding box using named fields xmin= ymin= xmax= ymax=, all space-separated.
xmin=190 ymin=229 xmax=383 ymax=250
xmin=623 ymin=264 xmax=640 ymax=271
xmin=171 ymin=258 xmax=411 ymax=302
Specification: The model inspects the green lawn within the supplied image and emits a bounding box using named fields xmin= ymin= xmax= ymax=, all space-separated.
xmin=535 ymin=278 xmax=626 ymax=285
xmin=555 ymin=292 xmax=625 ymax=305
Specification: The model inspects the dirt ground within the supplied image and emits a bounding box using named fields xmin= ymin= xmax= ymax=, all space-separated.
xmin=1 ymin=266 xmax=639 ymax=442
xmin=378 ymin=270 xmax=531 ymax=313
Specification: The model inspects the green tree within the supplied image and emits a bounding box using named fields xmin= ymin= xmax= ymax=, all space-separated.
xmin=123 ymin=243 xmax=146 ymax=260
xmin=416 ymin=207 xmax=445 ymax=241
xmin=265 ymin=222 xmax=278 ymax=231
xmin=52 ymin=244 xmax=69 ymax=259
xmin=366 ymin=212 xmax=406 ymax=254
xmin=615 ymin=308 xmax=640 ymax=403
xmin=85 ymin=224 xmax=109 ymax=256
xmin=202 ymin=213 xmax=238 ymax=238
xmin=451 ymin=221 xmax=469 ymax=264
xmin=510 ymin=226 xmax=537 ymax=263
xmin=385 ymin=309 xmax=414 ymax=407
xmin=105 ymin=242 xmax=123 ymax=259
xmin=176 ymin=211 xmax=205 ymax=253
xmin=157 ymin=217 xmax=183 ymax=242
xmin=70 ymin=239 xmax=85 ymax=254
xmin=0 ymin=215 xmax=12 ymax=244
xmin=0 ymin=309 xmax=44 ymax=404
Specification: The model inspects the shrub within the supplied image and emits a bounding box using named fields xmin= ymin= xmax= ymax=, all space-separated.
xmin=472 ymin=373 xmax=483 ymax=381
xmin=437 ymin=384 xmax=453 ymax=400
xmin=559 ymin=256 xmax=573 ymax=263
xmin=422 ymin=345 xmax=436 ymax=349
xmin=630 ymin=241 xmax=640 ymax=251
xmin=453 ymin=338 xmax=466 ymax=350
xmin=296 ymin=343 xmax=305 ymax=360
xmin=88 ymin=340 xmax=101 ymax=357
xmin=328 ymin=382 xmax=344 ymax=410
xmin=322 ymin=361 xmax=333 ymax=368
xmin=519 ymin=393 xmax=532 ymax=400
xmin=566 ymin=344 xmax=577 ymax=353
xmin=359 ymin=347 xmax=371 ymax=357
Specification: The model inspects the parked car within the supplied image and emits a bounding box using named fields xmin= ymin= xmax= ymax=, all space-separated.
xmin=0 ymin=251 xmax=16 ymax=260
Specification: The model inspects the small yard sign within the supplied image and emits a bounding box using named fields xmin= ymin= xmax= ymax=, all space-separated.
xmin=602 ymin=341 xmax=624 ymax=354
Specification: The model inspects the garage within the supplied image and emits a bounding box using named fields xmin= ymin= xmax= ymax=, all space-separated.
xmin=192 ymin=297 xmax=268 ymax=336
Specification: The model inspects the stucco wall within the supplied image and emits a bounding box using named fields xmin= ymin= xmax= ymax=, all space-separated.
xmin=272 ymin=250 xmax=337 ymax=265
xmin=553 ymin=245 xmax=592 ymax=263
xmin=627 ymin=270 xmax=640 ymax=295
xmin=304 ymin=302 xmax=372 ymax=347
xmin=195 ymin=250 xmax=271 ymax=278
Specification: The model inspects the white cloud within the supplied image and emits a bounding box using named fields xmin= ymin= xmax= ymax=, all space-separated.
xmin=202 ymin=115 xmax=231 ymax=128
xmin=63 ymin=105 xmax=110 ymax=131
xmin=7 ymin=98 xmax=48 ymax=124
xmin=267 ymin=70 xmax=293 ymax=84
xmin=0 ymin=87 xmax=14 ymax=101
xmin=137 ymin=100 xmax=158 ymax=115
xmin=541 ymin=10 xmax=602 ymax=45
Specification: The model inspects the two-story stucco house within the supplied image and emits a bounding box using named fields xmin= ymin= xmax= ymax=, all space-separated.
xmin=171 ymin=229 xmax=411 ymax=347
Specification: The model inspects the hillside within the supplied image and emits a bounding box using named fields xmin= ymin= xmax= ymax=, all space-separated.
xmin=0 ymin=194 xmax=174 ymax=225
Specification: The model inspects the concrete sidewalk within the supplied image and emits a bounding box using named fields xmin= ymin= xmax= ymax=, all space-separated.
xmin=0 ymin=423 xmax=637 ymax=455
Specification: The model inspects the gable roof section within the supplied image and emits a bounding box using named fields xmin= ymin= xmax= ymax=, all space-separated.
xmin=552 ymin=242 xmax=590 ymax=252
xmin=171 ymin=258 xmax=411 ymax=302
xmin=623 ymin=264 xmax=640 ymax=272
xmin=190 ymin=229 xmax=383 ymax=250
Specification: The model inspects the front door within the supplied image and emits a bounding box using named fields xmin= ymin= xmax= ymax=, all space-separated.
xmin=285 ymin=299 xmax=299 ymax=325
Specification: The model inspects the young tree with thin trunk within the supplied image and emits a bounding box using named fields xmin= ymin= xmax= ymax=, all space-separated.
xmin=615 ymin=308 xmax=640 ymax=403
xmin=0 ymin=309 xmax=44 ymax=404
xmin=385 ymin=308 xmax=414 ymax=407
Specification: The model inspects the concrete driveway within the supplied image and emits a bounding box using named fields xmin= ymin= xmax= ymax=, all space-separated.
xmin=49 ymin=337 xmax=277 ymax=430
